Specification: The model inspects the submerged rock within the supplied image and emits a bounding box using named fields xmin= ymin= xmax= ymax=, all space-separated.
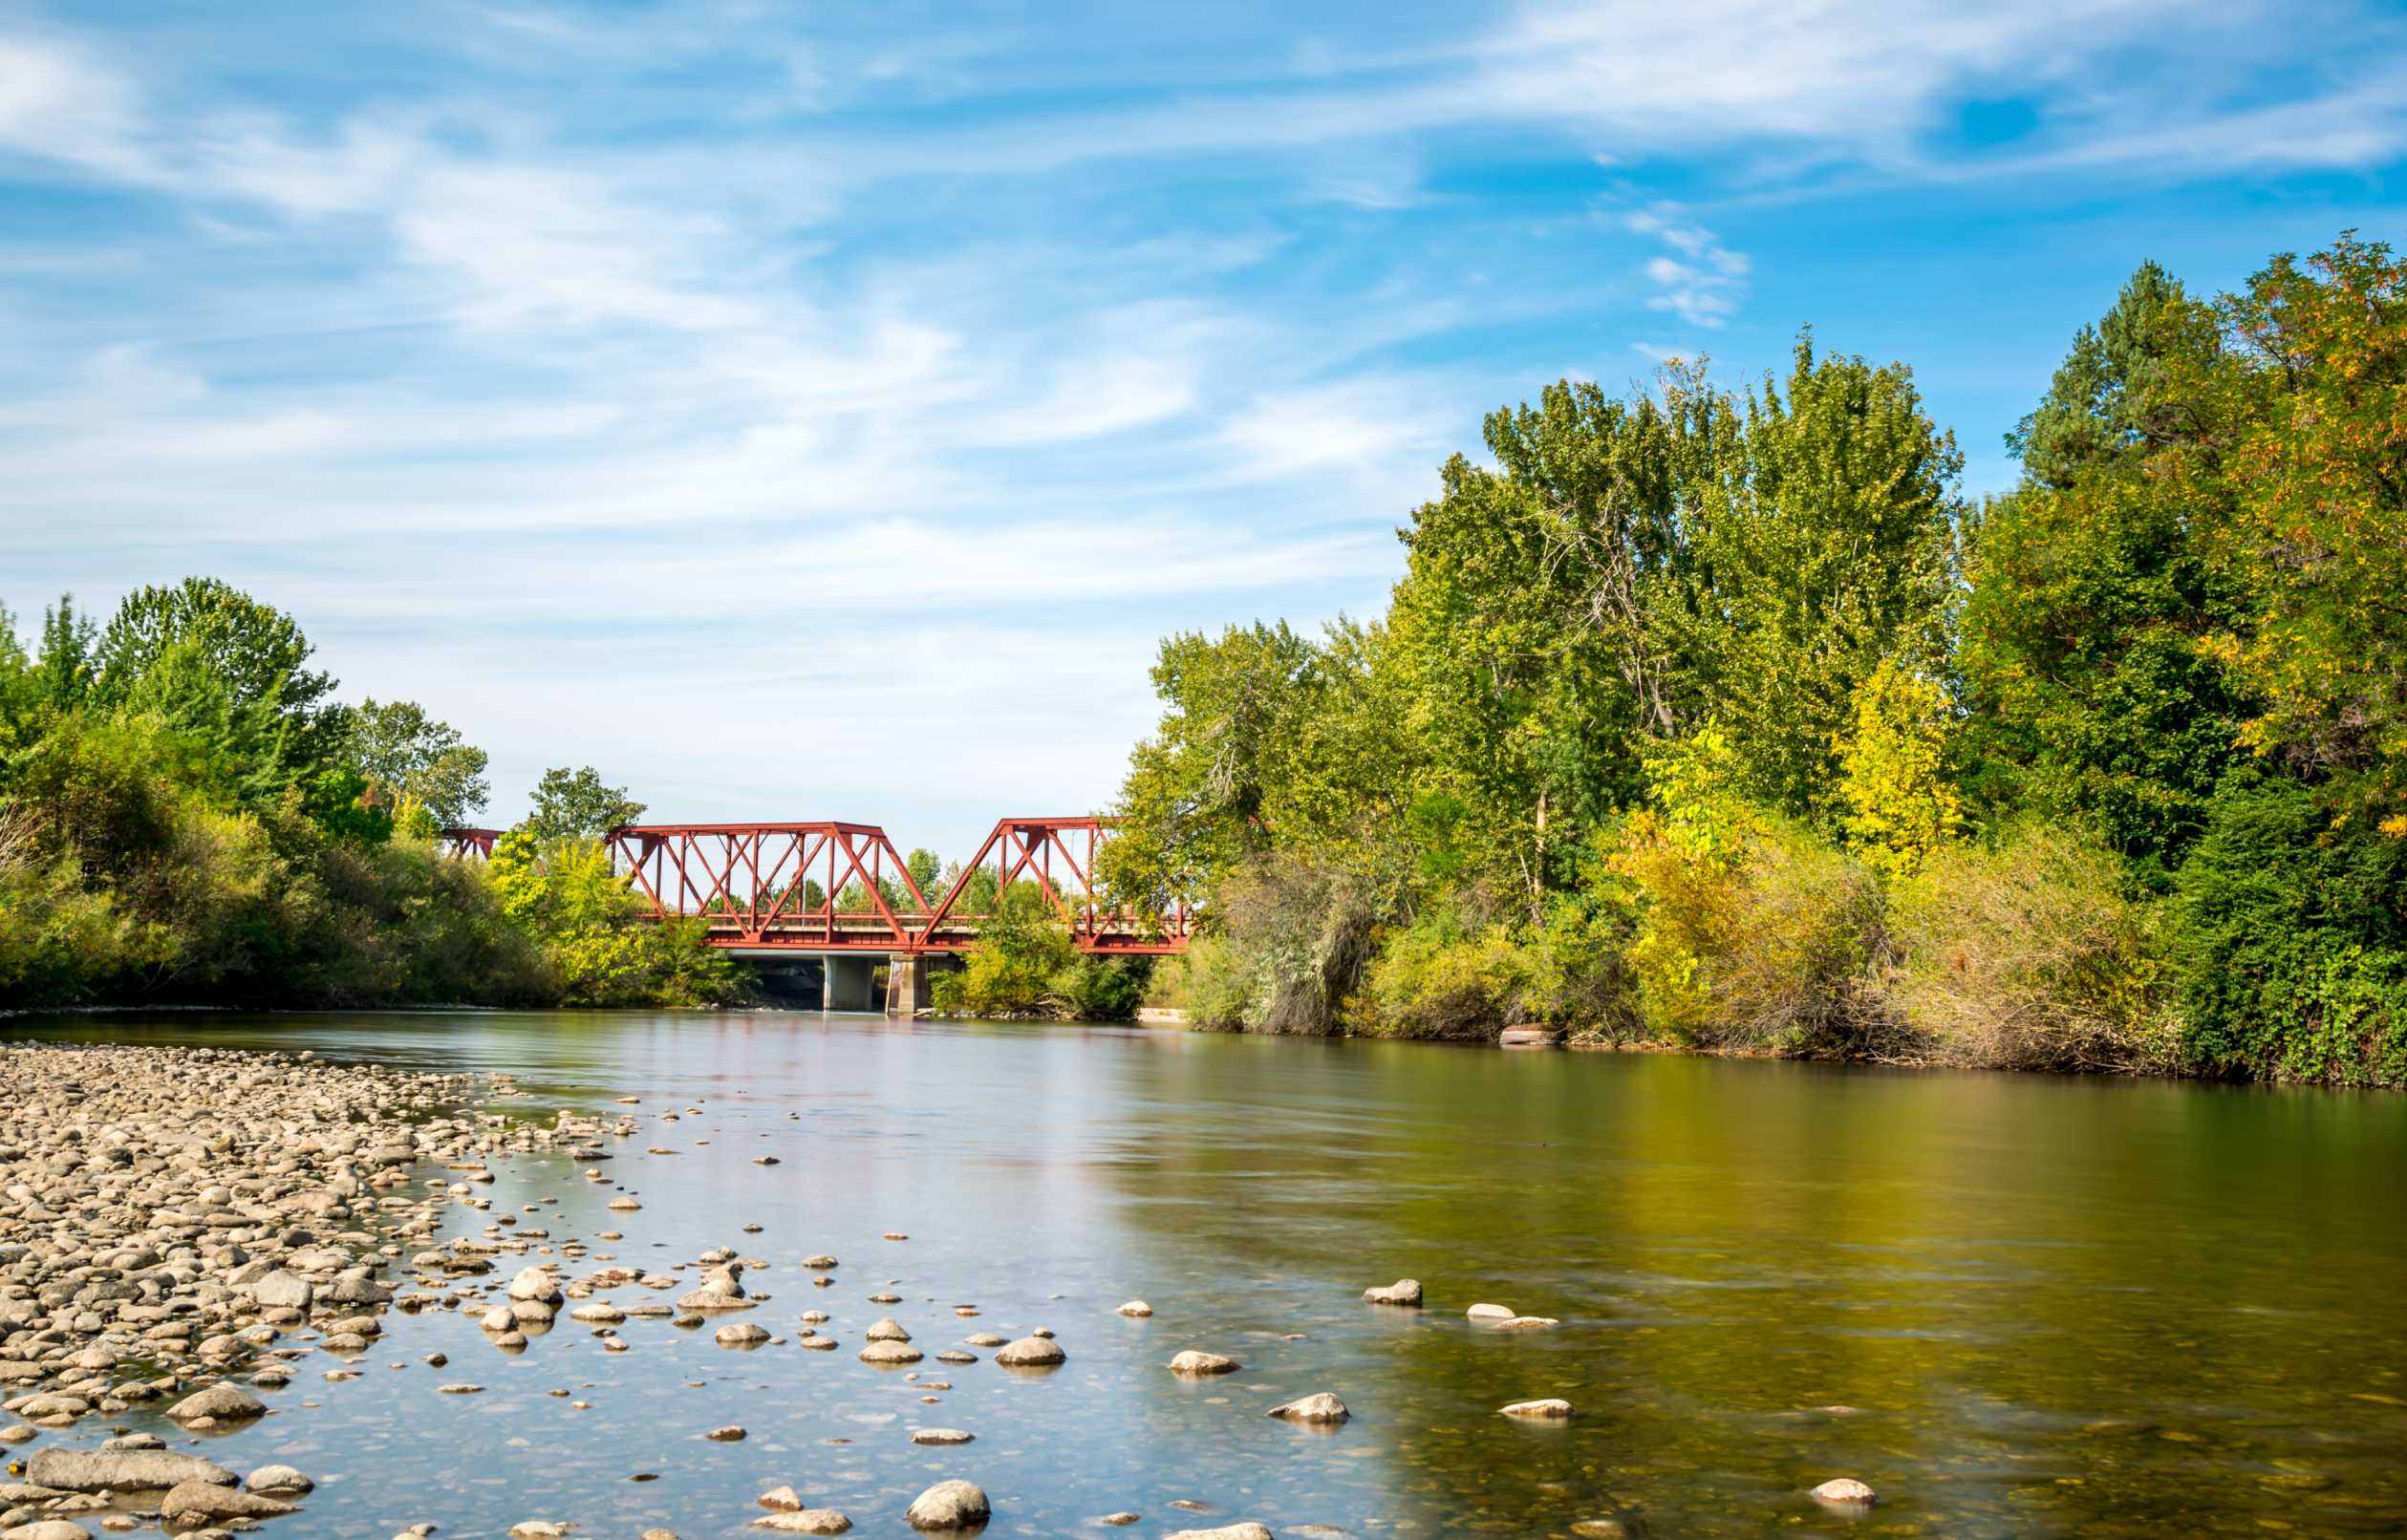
xmin=1500 ymin=1399 xmax=1575 ymax=1419
xmin=1267 ymin=1393 xmax=1348 ymax=1422
xmin=159 ymin=1483 xmax=298 ymax=1521
xmin=1465 ymin=1303 xmax=1515 ymax=1321
xmin=1162 ymin=1526 xmax=1273 ymax=1540
xmin=1810 ymin=1479 xmax=1876 ymax=1506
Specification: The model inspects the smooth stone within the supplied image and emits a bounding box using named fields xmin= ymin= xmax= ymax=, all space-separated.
xmin=1496 ymin=1315 xmax=1560 ymax=1329
xmin=962 ymin=1334 xmax=1005 ymax=1348
xmin=1161 ymin=1527 xmax=1273 ymax=1540
xmin=717 ymin=1323 xmax=771 ymax=1346
xmin=1101 ymin=1517 xmax=1140 ymax=1528
xmin=911 ymin=1428 xmax=974 ymax=1444
xmin=27 ymin=1449 xmax=238 ymax=1493
xmin=996 ymin=1337 xmax=1065 ymax=1366
xmin=760 ymin=1487 xmax=804 ymax=1512
xmin=250 ymin=1273 xmax=312 ymax=1311
xmin=1267 ymin=1393 xmax=1348 ymax=1422
xmin=1115 ymin=1301 xmax=1152 ymax=1316
xmin=245 ymin=1465 xmax=314 ymax=1495
xmin=2 ymin=1523 xmax=94 ymax=1540
xmin=802 ymin=1255 xmax=837 ymax=1268
xmin=704 ymin=1426 xmax=747 ymax=1442
xmin=1810 ymin=1479 xmax=1877 ymax=1505
xmin=509 ymin=1525 xmax=569 ymax=1539
xmin=1168 ymin=1351 xmax=1238 ymax=1376
xmin=858 ymin=1340 xmax=922 ymax=1364
xmin=608 ymin=1198 xmax=642 ymax=1210
xmin=751 ymin=1513 xmax=850 ymax=1534
xmin=1500 ymin=1399 xmax=1575 ymax=1419
xmin=165 ymin=1385 xmax=265 ymax=1422
xmin=1465 ymin=1304 xmax=1515 ymax=1320
xmin=1570 ymin=1521 xmax=1632 ymax=1538
xmin=905 ymin=1481 xmax=990 ymax=1530
xmin=159 ymin=1483 xmax=297 ymax=1521
xmin=865 ymin=1318 xmax=912 ymax=1342
xmin=678 ymin=1290 xmax=753 ymax=1312
xmin=507 ymin=1268 xmax=562 ymax=1303
xmin=935 ymin=1350 xmax=978 ymax=1364
xmin=1362 ymin=1279 xmax=1422 ymax=1306
xmin=439 ymin=1384 xmax=484 ymax=1394
xmin=570 ymin=1303 xmax=625 ymax=1323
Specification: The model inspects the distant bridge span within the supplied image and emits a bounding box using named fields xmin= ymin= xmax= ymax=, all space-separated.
xmin=441 ymin=816 xmax=1193 ymax=1013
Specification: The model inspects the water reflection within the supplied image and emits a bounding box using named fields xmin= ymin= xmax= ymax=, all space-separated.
xmin=7 ymin=1013 xmax=2402 ymax=1540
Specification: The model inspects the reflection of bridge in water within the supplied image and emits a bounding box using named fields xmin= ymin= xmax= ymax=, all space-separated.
xmin=441 ymin=816 xmax=1193 ymax=1016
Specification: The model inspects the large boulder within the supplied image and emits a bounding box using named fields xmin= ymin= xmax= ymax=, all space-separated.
xmin=28 ymin=1448 xmax=238 ymax=1493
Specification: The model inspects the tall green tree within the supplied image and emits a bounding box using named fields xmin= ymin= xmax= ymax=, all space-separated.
xmin=527 ymin=766 xmax=647 ymax=841
xmin=347 ymin=699 xmax=491 ymax=827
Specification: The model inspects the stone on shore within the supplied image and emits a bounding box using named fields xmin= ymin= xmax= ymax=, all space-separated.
xmin=1810 ymin=1479 xmax=1877 ymax=1505
xmin=906 ymin=1481 xmax=990 ymax=1530
xmin=1169 ymin=1351 xmax=1239 ymax=1376
xmin=1362 ymin=1279 xmax=1422 ymax=1306
xmin=165 ymin=1386 xmax=265 ymax=1423
xmin=997 ymin=1337 xmax=1065 ymax=1366
xmin=159 ymin=1483 xmax=298 ymax=1521
xmin=1500 ymin=1399 xmax=1575 ymax=1419
xmin=1267 ymin=1393 xmax=1348 ymax=1422
xmin=28 ymin=1449 xmax=238 ymax=1493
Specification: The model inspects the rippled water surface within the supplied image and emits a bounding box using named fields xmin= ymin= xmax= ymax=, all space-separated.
xmin=10 ymin=1012 xmax=2406 ymax=1540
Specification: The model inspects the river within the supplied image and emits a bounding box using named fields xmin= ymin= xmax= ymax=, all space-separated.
xmin=7 ymin=1011 xmax=2404 ymax=1540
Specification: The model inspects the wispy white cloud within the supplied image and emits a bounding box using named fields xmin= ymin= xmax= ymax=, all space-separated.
xmin=1626 ymin=204 xmax=1749 ymax=328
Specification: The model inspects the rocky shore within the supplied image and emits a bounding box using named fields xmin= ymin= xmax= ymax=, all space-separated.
xmin=0 ymin=1042 xmax=622 ymax=1537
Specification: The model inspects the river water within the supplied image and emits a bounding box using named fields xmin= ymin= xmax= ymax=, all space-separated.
xmin=8 ymin=1011 xmax=2405 ymax=1540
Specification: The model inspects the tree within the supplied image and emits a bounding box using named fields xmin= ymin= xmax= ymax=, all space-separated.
xmin=1959 ymin=262 xmax=2248 ymax=875
xmin=1833 ymin=658 xmax=1960 ymax=880
xmin=347 ymin=699 xmax=490 ymax=827
xmin=905 ymin=847 xmax=943 ymax=905
xmin=33 ymin=595 xmax=97 ymax=711
xmin=526 ymin=767 xmax=647 ymax=841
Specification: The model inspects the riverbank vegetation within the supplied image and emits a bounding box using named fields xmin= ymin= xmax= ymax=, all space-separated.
xmin=1104 ymin=234 xmax=2407 ymax=1086
xmin=0 ymin=579 xmax=739 ymax=1010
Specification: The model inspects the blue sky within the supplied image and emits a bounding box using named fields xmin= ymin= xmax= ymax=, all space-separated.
xmin=1 ymin=0 xmax=2402 ymax=859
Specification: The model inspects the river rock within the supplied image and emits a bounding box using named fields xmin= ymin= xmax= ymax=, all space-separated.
xmin=1500 ymin=1399 xmax=1575 ymax=1419
xmin=1810 ymin=1479 xmax=1876 ymax=1505
xmin=507 ymin=1268 xmax=562 ymax=1303
xmin=717 ymin=1322 xmax=770 ymax=1346
xmin=705 ymin=1426 xmax=747 ymax=1442
xmin=911 ymin=1428 xmax=975 ymax=1444
xmin=963 ymin=1334 xmax=1005 ymax=1347
xmin=2 ymin=1522 xmax=93 ymax=1540
xmin=159 ymin=1483 xmax=298 ymax=1521
xmin=905 ymin=1480 xmax=990 ymax=1530
xmin=608 ymin=1197 xmax=642 ymax=1210
xmin=28 ymin=1449 xmax=238 ymax=1493
xmin=250 ymin=1272 xmax=312 ymax=1310
xmin=1169 ymin=1350 xmax=1238 ymax=1375
xmin=1115 ymin=1300 xmax=1152 ymax=1316
xmin=509 ymin=1525 xmax=570 ymax=1539
xmin=866 ymin=1318 xmax=912 ymax=1341
xmin=332 ymin=1275 xmax=393 ymax=1305
xmin=1267 ymin=1393 xmax=1348 ymax=1422
xmin=165 ymin=1385 xmax=265 ymax=1423
xmin=1362 ymin=1279 xmax=1422 ymax=1306
xmin=1101 ymin=1516 xmax=1139 ymax=1527
xmin=570 ymin=1303 xmax=625 ymax=1323
xmin=751 ymin=1513 xmax=851 ymax=1534
xmin=1161 ymin=1527 xmax=1273 ymax=1540
xmin=802 ymin=1254 xmax=837 ymax=1268
xmin=480 ymin=1307 xmax=518 ymax=1332
xmin=1497 ymin=1316 xmax=1560 ymax=1329
xmin=1570 ymin=1521 xmax=1633 ymax=1538
xmin=246 ymin=1465 xmax=314 ymax=1495
xmin=514 ymin=1300 xmax=556 ymax=1324
xmin=1465 ymin=1303 xmax=1515 ymax=1320
xmin=858 ymin=1340 xmax=922 ymax=1364
xmin=760 ymin=1488 xmax=804 ymax=1512
xmin=997 ymin=1337 xmax=1065 ymax=1366
xmin=935 ymin=1350 xmax=977 ymax=1363
xmin=679 ymin=1289 xmax=753 ymax=1311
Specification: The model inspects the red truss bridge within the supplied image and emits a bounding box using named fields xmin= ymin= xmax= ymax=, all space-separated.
xmin=442 ymin=816 xmax=1193 ymax=1013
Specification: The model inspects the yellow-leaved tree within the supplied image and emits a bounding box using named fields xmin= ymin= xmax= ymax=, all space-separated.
xmin=1833 ymin=657 xmax=1961 ymax=881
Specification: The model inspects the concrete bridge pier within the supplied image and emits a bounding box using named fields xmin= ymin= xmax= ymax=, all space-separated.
xmin=885 ymin=953 xmax=960 ymax=1016
xmin=824 ymin=954 xmax=880 ymax=1013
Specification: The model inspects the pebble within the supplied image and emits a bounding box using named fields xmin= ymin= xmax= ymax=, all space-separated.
xmin=1267 ymin=1393 xmax=1348 ymax=1422
xmin=1500 ymin=1399 xmax=1575 ymax=1419
xmin=1115 ymin=1300 xmax=1152 ymax=1316
xmin=905 ymin=1480 xmax=989 ymax=1530
xmin=1169 ymin=1351 xmax=1239 ymax=1376
xmin=1810 ymin=1478 xmax=1877 ymax=1505
xmin=1361 ymin=1279 xmax=1422 ymax=1306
